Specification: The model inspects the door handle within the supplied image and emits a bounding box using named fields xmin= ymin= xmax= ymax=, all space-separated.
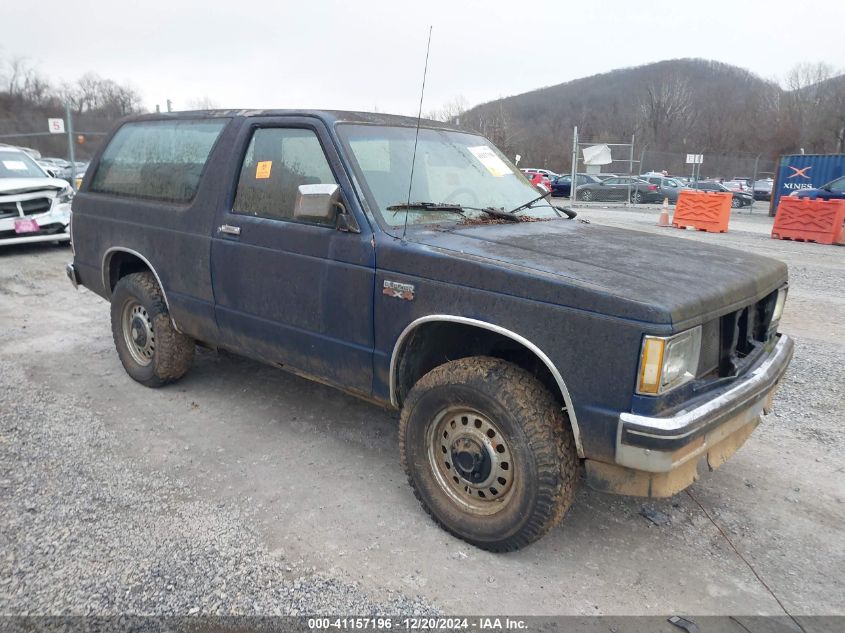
xmin=218 ymin=224 xmax=241 ymax=236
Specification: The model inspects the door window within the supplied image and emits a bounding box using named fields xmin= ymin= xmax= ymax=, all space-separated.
xmin=233 ymin=127 xmax=337 ymax=226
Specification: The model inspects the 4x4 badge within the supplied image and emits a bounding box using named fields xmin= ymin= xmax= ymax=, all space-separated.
xmin=383 ymin=280 xmax=415 ymax=301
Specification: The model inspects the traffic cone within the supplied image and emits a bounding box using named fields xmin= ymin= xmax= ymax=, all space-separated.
xmin=658 ymin=198 xmax=671 ymax=227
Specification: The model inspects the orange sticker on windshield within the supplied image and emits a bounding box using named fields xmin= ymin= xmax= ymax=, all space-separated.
xmin=255 ymin=161 xmax=272 ymax=179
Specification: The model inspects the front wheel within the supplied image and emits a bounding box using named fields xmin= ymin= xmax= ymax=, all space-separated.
xmin=399 ymin=357 xmax=578 ymax=552
xmin=731 ymin=197 xmax=742 ymax=208
xmin=578 ymin=190 xmax=593 ymax=202
xmin=110 ymin=272 xmax=195 ymax=387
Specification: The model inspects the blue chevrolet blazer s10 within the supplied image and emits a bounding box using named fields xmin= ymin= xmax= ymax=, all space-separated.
xmin=66 ymin=110 xmax=792 ymax=551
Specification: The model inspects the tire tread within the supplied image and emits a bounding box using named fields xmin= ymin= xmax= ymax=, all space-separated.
xmin=399 ymin=356 xmax=577 ymax=552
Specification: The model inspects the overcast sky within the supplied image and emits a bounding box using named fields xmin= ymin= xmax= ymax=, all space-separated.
xmin=3 ymin=0 xmax=844 ymax=115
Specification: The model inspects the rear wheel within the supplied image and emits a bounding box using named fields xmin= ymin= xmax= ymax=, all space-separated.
xmin=399 ymin=357 xmax=578 ymax=551
xmin=110 ymin=272 xmax=194 ymax=387
xmin=731 ymin=197 xmax=742 ymax=208
xmin=630 ymin=191 xmax=644 ymax=204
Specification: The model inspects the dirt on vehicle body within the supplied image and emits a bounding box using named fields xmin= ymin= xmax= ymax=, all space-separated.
xmin=67 ymin=110 xmax=792 ymax=551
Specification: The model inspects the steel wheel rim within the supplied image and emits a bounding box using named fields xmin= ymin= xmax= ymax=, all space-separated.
xmin=426 ymin=407 xmax=516 ymax=516
xmin=122 ymin=300 xmax=155 ymax=366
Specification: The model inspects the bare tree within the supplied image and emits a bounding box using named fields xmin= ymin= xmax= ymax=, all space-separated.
xmin=187 ymin=96 xmax=220 ymax=110
xmin=424 ymin=95 xmax=468 ymax=123
xmin=638 ymin=73 xmax=695 ymax=147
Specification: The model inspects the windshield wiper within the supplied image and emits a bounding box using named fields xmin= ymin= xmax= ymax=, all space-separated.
xmin=505 ymin=192 xmax=549 ymax=215
xmin=387 ymin=201 xmax=522 ymax=223
xmin=501 ymin=192 xmax=578 ymax=219
xmin=387 ymin=202 xmax=466 ymax=215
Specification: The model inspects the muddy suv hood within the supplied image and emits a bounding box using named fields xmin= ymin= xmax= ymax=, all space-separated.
xmin=410 ymin=220 xmax=787 ymax=327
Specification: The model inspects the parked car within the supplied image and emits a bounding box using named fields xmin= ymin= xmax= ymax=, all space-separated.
xmin=575 ymin=176 xmax=662 ymax=203
xmin=1 ymin=146 xmax=73 ymax=246
xmin=550 ymin=173 xmax=601 ymax=198
xmin=689 ymin=181 xmax=753 ymax=208
xmin=526 ymin=171 xmax=552 ymax=193
xmin=752 ymin=179 xmax=773 ymax=201
xmin=639 ymin=175 xmax=691 ymax=203
xmin=722 ymin=180 xmax=750 ymax=193
xmin=67 ymin=110 xmax=792 ymax=552
xmin=521 ymin=168 xmax=559 ymax=180
xmin=74 ymin=164 xmax=88 ymax=190
xmin=791 ymin=175 xmax=845 ymax=201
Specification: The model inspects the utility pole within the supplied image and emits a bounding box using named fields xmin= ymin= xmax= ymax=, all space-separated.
xmin=570 ymin=126 xmax=578 ymax=203
xmin=627 ymin=134 xmax=635 ymax=206
xmin=65 ymin=103 xmax=77 ymax=189
xmin=750 ymin=154 xmax=761 ymax=213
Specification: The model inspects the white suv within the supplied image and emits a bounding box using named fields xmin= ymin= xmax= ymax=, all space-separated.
xmin=0 ymin=146 xmax=73 ymax=246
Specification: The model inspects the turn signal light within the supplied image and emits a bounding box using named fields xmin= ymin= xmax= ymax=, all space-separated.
xmin=638 ymin=338 xmax=666 ymax=395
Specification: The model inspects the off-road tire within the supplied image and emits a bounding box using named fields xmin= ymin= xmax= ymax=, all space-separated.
xmin=110 ymin=272 xmax=194 ymax=387
xmin=399 ymin=356 xmax=578 ymax=552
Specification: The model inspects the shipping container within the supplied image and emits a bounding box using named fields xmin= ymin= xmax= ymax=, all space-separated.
xmin=770 ymin=153 xmax=845 ymax=216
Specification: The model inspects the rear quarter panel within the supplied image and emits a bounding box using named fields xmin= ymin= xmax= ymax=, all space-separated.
xmin=71 ymin=117 xmax=243 ymax=343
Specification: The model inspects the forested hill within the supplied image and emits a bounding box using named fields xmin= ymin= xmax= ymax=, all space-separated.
xmin=457 ymin=58 xmax=845 ymax=173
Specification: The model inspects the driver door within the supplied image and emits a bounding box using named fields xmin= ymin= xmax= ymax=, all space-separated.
xmin=210 ymin=118 xmax=375 ymax=394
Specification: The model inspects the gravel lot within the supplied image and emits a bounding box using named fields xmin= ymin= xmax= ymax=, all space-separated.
xmin=1 ymin=206 xmax=843 ymax=618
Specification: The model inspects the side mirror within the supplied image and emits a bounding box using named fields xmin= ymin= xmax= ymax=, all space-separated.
xmin=294 ymin=183 xmax=341 ymax=222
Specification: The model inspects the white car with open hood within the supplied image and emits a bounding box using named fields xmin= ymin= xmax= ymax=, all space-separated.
xmin=1 ymin=146 xmax=73 ymax=246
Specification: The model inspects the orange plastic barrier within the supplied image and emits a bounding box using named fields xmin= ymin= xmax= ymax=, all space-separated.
xmin=772 ymin=198 xmax=845 ymax=245
xmin=671 ymin=190 xmax=733 ymax=233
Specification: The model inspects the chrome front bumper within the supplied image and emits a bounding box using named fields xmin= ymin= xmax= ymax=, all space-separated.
xmin=616 ymin=334 xmax=794 ymax=473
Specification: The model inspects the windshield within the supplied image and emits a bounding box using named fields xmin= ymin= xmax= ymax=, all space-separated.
xmin=337 ymin=124 xmax=558 ymax=227
xmin=0 ymin=151 xmax=46 ymax=179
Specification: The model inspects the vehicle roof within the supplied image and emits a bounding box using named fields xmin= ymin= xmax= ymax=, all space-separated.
xmin=121 ymin=109 xmax=469 ymax=133
xmin=0 ymin=145 xmax=24 ymax=153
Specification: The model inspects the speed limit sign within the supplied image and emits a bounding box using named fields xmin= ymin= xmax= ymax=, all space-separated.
xmin=48 ymin=118 xmax=65 ymax=134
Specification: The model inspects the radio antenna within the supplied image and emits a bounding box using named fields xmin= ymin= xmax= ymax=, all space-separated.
xmin=402 ymin=25 xmax=433 ymax=241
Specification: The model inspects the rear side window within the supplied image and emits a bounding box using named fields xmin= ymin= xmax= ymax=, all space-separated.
xmin=89 ymin=119 xmax=227 ymax=203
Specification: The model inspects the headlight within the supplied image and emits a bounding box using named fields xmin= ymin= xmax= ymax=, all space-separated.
xmin=772 ymin=287 xmax=787 ymax=324
xmin=57 ymin=185 xmax=74 ymax=204
xmin=636 ymin=326 xmax=702 ymax=395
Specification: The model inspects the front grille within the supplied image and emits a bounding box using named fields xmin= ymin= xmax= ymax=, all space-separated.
xmin=0 ymin=197 xmax=53 ymax=218
xmin=19 ymin=198 xmax=52 ymax=216
xmin=720 ymin=290 xmax=778 ymax=376
xmin=697 ymin=289 xmax=779 ymax=379
xmin=0 ymin=200 xmax=19 ymax=219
